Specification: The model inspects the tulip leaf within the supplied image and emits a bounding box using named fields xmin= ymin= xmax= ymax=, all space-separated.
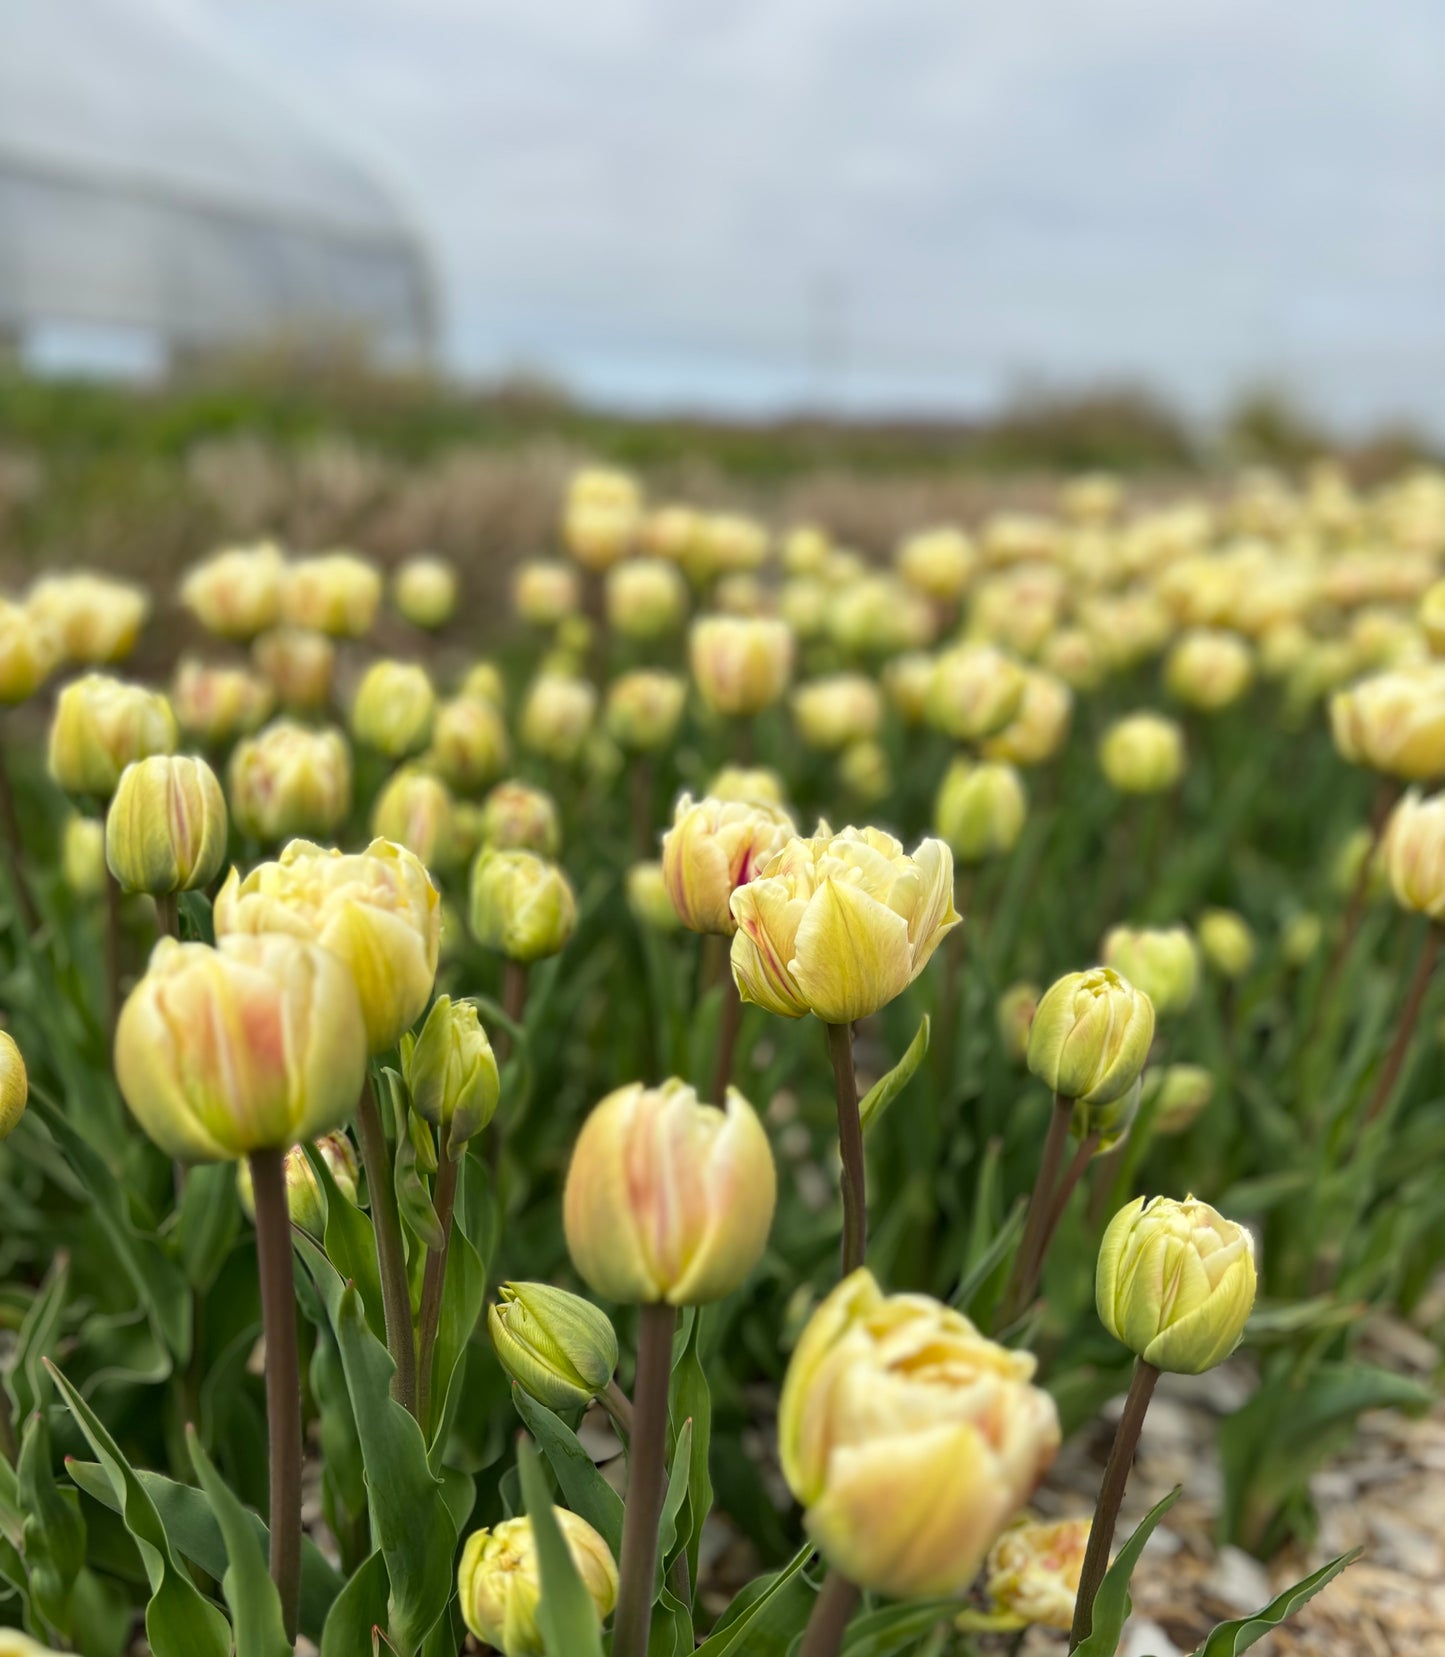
xmin=1192 ymin=1549 xmax=1358 ymax=1655
xmin=517 ymin=1436 xmax=605 ymax=1657
xmin=670 ymin=1307 xmax=713 ymax=1596
xmin=174 ymin=1161 xmax=240 ymax=1292
xmin=950 ymin=1198 xmax=1027 ymax=1322
xmin=859 ymin=1015 xmax=930 ymax=1135
xmin=509 ymin=1385 xmax=625 ymax=1554
xmin=1073 ymin=1485 xmax=1182 ymax=1657
xmin=839 ymin=1598 xmax=969 ymax=1654
xmin=7 ymin=1251 xmax=70 ymax=1422
xmin=304 ymin=1138 xmax=388 ymax=1345
xmin=426 ymin=1150 xmax=488 ymax=1456
xmin=389 ymin=1076 xmax=445 ymax=1252
xmin=658 ymin=1417 xmax=694 ymax=1567
xmin=692 ymin=1543 xmax=816 ymax=1655
xmin=311 ymin=1332 xmax=369 ymax=1573
xmin=46 ymin=1361 xmax=232 ymax=1657
xmin=185 ymin=1425 xmax=292 ymax=1657
xmin=320 ymin=1549 xmax=392 ymax=1657
xmin=19 ymin=1409 xmax=87 ymax=1641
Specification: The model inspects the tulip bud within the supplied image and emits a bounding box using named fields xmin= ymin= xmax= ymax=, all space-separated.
xmin=28 ymin=574 xmax=148 ymax=666
xmin=731 ymin=827 xmax=961 ymax=1023
xmin=689 ymin=616 xmax=794 ymax=717
xmin=778 ymin=576 xmax=829 ymax=641
xmin=488 ymin=1282 xmax=618 ymax=1412
xmin=935 ymin=758 xmax=1027 ymax=863
xmin=427 ymin=695 xmax=509 ymax=794
xmin=896 ymin=526 xmax=974 ymax=603
xmin=519 ymin=673 xmax=596 ymax=764
xmin=1198 ymin=908 xmax=1255 ymax=978
xmin=404 ymin=995 xmax=500 ymax=1156
xmin=1042 ymin=627 xmax=1105 ymax=692
xmin=792 ymin=674 xmax=882 ymax=752
xmin=982 ymin=670 xmax=1074 ymax=767
xmin=1164 ymin=628 xmax=1255 ymax=712
xmin=982 ymin=1517 xmax=1091 ymax=1632
xmin=1098 ymin=711 xmax=1185 ymax=793
xmin=371 ymin=766 xmax=458 ymax=871
xmin=252 ymin=627 xmax=336 ymax=712
xmin=1420 ymin=579 xmax=1445 ymax=657
xmin=563 ymin=468 xmax=642 ymax=573
xmin=1281 ymin=910 xmax=1323 ymax=967
xmin=216 ymin=838 xmax=440 ymax=1054
xmin=606 ymin=558 xmax=688 ymax=640
xmin=778 ymin=1269 xmax=1060 ymax=1599
xmin=996 ymin=982 xmax=1040 ymax=1063
xmin=928 ymin=644 xmax=1026 ymax=742
xmin=701 ymin=513 xmax=770 ymax=581
xmin=838 ymin=739 xmax=891 ymax=804
xmin=1097 ymin=1194 xmax=1257 ymax=1374
xmin=564 ymin=1079 xmax=776 ymax=1304
xmin=513 ymin=560 xmax=581 ymax=628
xmin=1027 ymin=967 xmax=1155 ymax=1105
xmin=1148 ymin=1064 xmax=1215 ymax=1135
xmin=228 ymin=720 xmax=352 ymax=844
xmin=661 ymin=793 xmax=795 ymax=936
xmin=642 ymin=503 xmax=705 ymax=568
xmin=48 ymin=675 xmax=178 ymax=800
xmin=1072 ymin=1072 xmax=1142 ymax=1152
xmin=1330 ymin=665 xmax=1445 ymax=781
xmin=0 ymin=1031 xmax=27 ymax=1141
xmin=456 ymin=659 xmax=505 ymax=710
xmin=480 ymin=780 xmax=561 ymax=856
xmin=626 ymin=860 xmax=680 ymax=931
xmin=393 ymin=556 xmax=457 ymax=630
xmin=0 ymin=598 xmax=59 ymax=704
xmin=781 ymin=523 xmax=831 ymax=576
xmin=827 ymin=576 xmax=934 ymax=656
xmin=236 ymin=1130 xmax=359 ymax=1236
xmin=882 ymin=651 xmax=936 ymax=726
xmin=106 ymin=755 xmax=227 ymax=896
xmin=351 ymin=660 xmax=436 ymax=758
xmin=605 ymin=670 xmax=686 ymax=753
xmin=458 ymin=1511 xmax=618 ymax=1656
xmin=1381 ymin=790 xmax=1445 ymax=918
xmin=172 ymin=659 xmax=274 ymax=745
xmin=115 ymin=935 xmax=368 ymax=1161
xmin=707 ymin=765 xmax=786 ymax=807
xmin=62 ymin=813 xmax=107 ymax=898
xmin=180 ymin=542 xmax=285 ymax=639
xmin=281 ymin=552 xmax=382 ymax=638
xmin=469 ymin=849 xmax=576 ymax=962
xmin=1100 ymin=925 xmax=1199 ymax=1018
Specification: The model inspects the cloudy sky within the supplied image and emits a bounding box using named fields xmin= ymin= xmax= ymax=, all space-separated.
xmin=180 ymin=0 xmax=1445 ymax=429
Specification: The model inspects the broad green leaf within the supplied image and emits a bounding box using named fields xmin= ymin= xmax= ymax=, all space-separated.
xmin=321 ymin=1550 xmax=392 ymax=1657
xmin=312 ymin=1332 xmax=369 ymax=1574
xmin=658 ymin=1417 xmax=694 ymax=1581
xmin=517 ymin=1437 xmax=605 ymax=1657
xmin=840 ymin=1598 xmax=962 ymax=1654
xmin=693 ymin=1544 xmax=816 ymax=1656
xmin=186 ymin=1426 xmax=291 ymax=1657
xmin=1194 ymin=1550 xmax=1358 ymax=1656
xmin=18 ymin=1410 xmax=86 ymax=1640
xmin=7 ymin=1252 xmax=69 ymax=1421
xmin=671 ymin=1307 xmax=713 ymax=1595
xmin=426 ymin=1152 xmax=488 ymax=1455
xmin=510 ymin=1386 xmax=624 ymax=1554
xmin=1073 ymin=1486 xmax=1182 ymax=1657
xmin=46 ymin=1362 xmax=231 ymax=1657
xmin=951 ymin=1199 xmax=1026 ymax=1321
xmin=390 ymin=1076 xmax=444 ymax=1252
xmin=304 ymin=1139 xmax=387 ymax=1345
xmin=174 ymin=1162 xmax=240 ymax=1292
xmin=859 ymin=1015 xmax=930 ymax=1134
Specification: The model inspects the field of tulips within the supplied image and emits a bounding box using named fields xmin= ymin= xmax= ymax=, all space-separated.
xmin=0 ymin=454 xmax=1443 ymax=1657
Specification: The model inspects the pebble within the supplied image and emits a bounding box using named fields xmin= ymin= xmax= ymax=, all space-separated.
xmin=1122 ymin=1617 xmax=1183 ymax=1657
xmin=1204 ymin=1545 xmax=1273 ymax=1614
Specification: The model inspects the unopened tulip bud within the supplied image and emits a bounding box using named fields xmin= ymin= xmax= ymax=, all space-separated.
xmin=935 ymin=758 xmax=1027 ymax=863
xmin=28 ymin=573 xmax=148 ymax=666
xmin=1042 ymin=627 xmax=1105 ymax=692
xmin=698 ymin=514 xmax=769 ymax=582
xmin=48 ymin=675 xmax=178 ymax=800
xmin=106 ymin=755 xmax=227 ymax=896
xmin=1097 ymin=1194 xmax=1257 ymax=1374
xmin=351 ymin=660 xmax=435 ymax=758
xmin=480 ymin=780 xmax=560 ymax=856
xmin=404 ymin=995 xmax=499 ymax=1156
xmin=281 ymin=552 xmax=382 ymax=638
xmin=928 ymin=644 xmax=1026 ymax=742
xmin=1164 ymin=629 xmax=1255 ymax=712
xmin=116 ymin=935 xmax=368 ymax=1161
xmin=564 ymin=1079 xmax=776 ymax=1304
xmin=228 ymin=721 xmax=352 ymax=844
xmin=781 ymin=524 xmax=831 ymax=576
xmin=981 ymin=1517 xmax=1091 ymax=1631
xmin=62 ymin=813 xmax=106 ymax=898
xmin=1198 ymin=908 xmax=1255 ymax=978
xmin=715 ymin=574 xmax=766 ymax=619
xmin=470 ymin=849 xmax=576 ymax=962
xmin=792 ymin=674 xmax=882 ymax=752
xmin=606 ymin=558 xmax=688 ymax=640
xmin=488 ymin=1282 xmax=618 ymax=1412
xmin=427 ymin=695 xmax=509 ymax=794
xmin=371 ymin=767 xmax=458 ymax=871
xmin=1330 ymin=665 xmax=1445 ymax=780
xmin=393 ymin=556 xmax=457 ymax=629
xmin=779 ymin=1269 xmax=1060 ymax=1599
xmin=458 ymin=1511 xmax=618 ymax=1656
xmin=1382 ymin=790 xmax=1445 ymax=918
xmin=708 ymin=765 xmax=786 ymax=807
xmin=661 ymin=793 xmax=795 ymax=936
xmin=252 ymin=627 xmax=335 ymax=712
xmin=689 ymin=616 xmax=794 ymax=716
xmin=564 ymin=468 xmax=642 ymax=573
xmin=1281 ymin=910 xmax=1323 ymax=967
xmin=172 ymin=660 xmax=274 ymax=745
xmin=1148 ymin=1064 xmax=1215 ymax=1135
xmin=983 ymin=670 xmax=1074 ymax=768
xmin=883 ymin=651 xmax=936 ymax=726
xmin=0 ymin=599 xmax=59 ymax=704
xmin=1100 ymin=925 xmax=1199 ymax=1018
xmin=779 ymin=576 xmax=829 ymax=640
xmin=993 ymin=983 xmax=1039 ymax=1065
xmin=897 ymin=526 xmax=975 ymax=603
xmin=1027 ymin=967 xmax=1155 ymax=1105
xmin=605 ymin=670 xmax=686 ymax=753
xmin=1072 ymin=1073 xmax=1141 ymax=1152
xmin=0 ymin=1031 xmax=27 ymax=1140
xmin=459 ymin=659 xmax=507 ymax=710
xmin=513 ymin=560 xmax=581 ymax=628
xmin=1420 ymin=580 xmax=1445 ymax=657
xmin=520 ymin=673 xmax=596 ymax=764
xmin=626 ymin=860 xmax=680 ymax=931
xmin=642 ymin=503 xmax=704 ymax=568
xmin=838 ymin=738 xmax=891 ymax=803
xmin=180 ymin=542 xmax=285 ymax=639
xmin=1098 ymin=711 xmax=1185 ymax=793
xmin=236 ymin=1131 xmax=359 ymax=1236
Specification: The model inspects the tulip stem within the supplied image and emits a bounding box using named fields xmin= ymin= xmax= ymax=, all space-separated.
xmin=355 ymin=1077 xmax=418 ymax=1417
xmin=1002 ymin=1093 xmax=1073 ymax=1324
xmin=1070 ymin=1358 xmax=1159 ymax=1650
xmin=629 ymin=756 xmax=654 ymax=859
xmin=156 ymin=892 xmax=179 ymax=941
xmin=103 ymin=867 xmax=123 ymax=1036
xmin=601 ymin=1378 xmax=635 ymax=1445
xmin=611 ymin=1301 xmax=677 ymax=1657
xmin=415 ymin=1146 xmax=460 ymax=1429
xmin=1042 ymin=1131 xmax=1101 ymax=1254
xmin=248 ymin=1147 xmax=303 ymax=1642
xmin=1363 ymin=920 xmax=1440 ymax=1129
xmin=711 ymin=974 xmax=743 ymax=1102
xmin=826 ymin=1022 xmax=867 ymax=1275
xmin=798 ymin=1568 xmax=861 ymax=1657
xmin=0 ymin=735 xmax=38 ymax=935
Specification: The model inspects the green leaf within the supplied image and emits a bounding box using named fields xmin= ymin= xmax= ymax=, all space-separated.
xmin=185 ymin=1426 xmax=292 ymax=1657
xmin=174 ymin=1162 xmax=240 ymax=1292
xmin=19 ymin=1410 xmax=87 ymax=1641
xmin=517 ymin=1436 xmax=605 ymax=1657
xmin=951 ymin=1199 xmax=1026 ymax=1320
xmin=658 ymin=1417 xmax=694 ymax=1570
xmin=671 ymin=1306 xmax=713 ymax=1596
xmin=859 ymin=1015 xmax=930 ymax=1134
xmin=510 ymin=1386 xmax=625 ymax=1555
xmin=321 ymin=1550 xmax=392 ymax=1657
xmin=840 ymin=1598 xmax=962 ymax=1654
xmin=7 ymin=1251 xmax=70 ymax=1421
xmin=1074 ymin=1487 xmax=1182 ymax=1657
xmin=426 ymin=1152 xmax=488 ymax=1454
xmin=1194 ymin=1550 xmax=1359 ymax=1656
xmin=303 ymin=1138 xmax=387 ymax=1346
xmin=390 ymin=1076 xmax=445 ymax=1252
xmin=46 ymin=1361 xmax=231 ymax=1657
xmin=693 ymin=1545 xmax=816 ymax=1656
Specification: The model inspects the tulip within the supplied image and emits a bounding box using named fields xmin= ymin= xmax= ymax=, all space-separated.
xmin=393 ymin=555 xmax=457 ymax=629
xmin=707 ymin=765 xmax=786 ymax=807
xmin=1420 ymin=578 xmax=1445 ymax=657
xmin=1330 ymin=664 xmax=1445 ymax=781
xmin=0 ymin=598 xmax=59 ymax=704
xmin=625 ymin=860 xmax=680 ymax=931
xmin=1100 ymin=925 xmax=1199 ymax=1018
xmin=479 ymin=780 xmax=561 ymax=856
xmin=228 ymin=721 xmax=352 ymax=844
xmin=928 ymin=644 xmax=1026 ymax=742
xmin=689 ymin=616 xmax=794 ymax=717
xmin=404 ymin=995 xmax=500 ymax=1156
xmin=935 ymin=758 xmax=1027 ymax=863
xmin=48 ymin=675 xmax=178 ymax=799
xmin=371 ymin=766 xmax=458 ymax=871
xmin=563 ymin=467 xmax=642 ymax=572
xmin=896 ymin=526 xmax=974 ymax=602
xmin=215 ymin=837 xmax=440 ymax=1054
xmin=563 ymin=1079 xmax=776 ymax=1305
xmin=1042 ymin=626 xmax=1105 ymax=692
xmin=251 ymin=627 xmax=336 ymax=712
xmin=661 ymin=793 xmax=795 ymax=936
xmin=62 ymin=813 xmax=106 ymax=897
xmin=351 ymin=660 xmax=436 ymax=759
xmin=882 ymin=651 xmax=936 ymax=725
xmin=699 ymin=513 xmax=769 ymax=582
xmin=605 ymin=670 xmax=687 ymax=753
xmin=643 ymin=503 xmax=706 ymax=568
xmin=982 ymin=670 xmax=1074 ymax=767
xmin=606 ymin=558 xmax=688 ymax=639
xmin=469 ymin=848 xmax=576 ymax=962
xmin=513 ymin=560 xmax=581 ymax=628
xmin=28 ymin=573 xmax=148 ymax=665
xmin=172 ymin=659 xmax=274 ymax=744
xmin=488 ymin=1282 xmax=618 ymax=1413
xmin=106 ymin=755 xmax=228 ymax=896
xmin=1197 ymin=908 xmax=1255 ymax=978
xmin=1164 ymin=628 xmax=1255 ymax=712
xmin=1281 ymin=910 xmax=1323 ymax=967
xmin=458 ymin=1511 xmax=618 ymax=1655
xmin=1027 ymin=967 xmax=1154 ymax=1106
xmin=427 ymin=695 xmax=509 ymax=793
xmin=730 ymin=826 xmax=960 ymax=1024
xmin=1149 ymin=1064 xmax=1215 ymax=1135
xmin=520 ymin=673 xmax=596 ymax=764
xmin=115 ymin=934 xmax=368 ymax=1161
xmin=235 ymin=1131 xmax=360 ymax=1237
xmin=827 ymin=576 xmax=934 ymax=657
xmin=459 ymin=658 xmax=507 ymax=709
xmin=0 ymin=1030 xmax=27 ymax=1141
xmin=281 ymin=552 xmax=382 ymax=638
xmin=792 ymin=675 xmax=882 ymax=752
xmin=180 ymin=541 xmax=285 ymax=639
xmin=979 ymin=1517 xmax=1091 ymax=1631
xmin=996 ymin=981 xmax=1040 ymax=1063
xmin=1381 ymin=790 xmax=1445 ymax=917
xmin=1098 ymin=711 xmax=1185 ymax=793
xmin=779 ymin=576 xmax=829 ymax=641
xmin=780 ymin=523 xmax=831 ymax=576
xmin=838 ymin=739 xmax=891 ymax=804
xmin=779 ymin=1269 xmax=1060 ymax=1599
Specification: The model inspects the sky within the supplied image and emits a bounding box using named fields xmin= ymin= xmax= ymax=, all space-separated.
xmin=87 ymin=1 xmax=1445 ymax=430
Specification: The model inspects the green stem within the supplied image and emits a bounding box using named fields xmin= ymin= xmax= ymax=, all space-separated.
xmin=1002 ymin=1093 xmax=1072 ymax=1323
xmin=1042 ymin=1132 xmax=1101 ymax=1252
xmin=601 ymin=1378 xmax=635 ymax=1446
xmin=611 ymin=1302 xmax=677 ymax=1657
xmin=826 ymin=1022 xmax=866 ymax=1275
xmin=414 ymin=1147 xmax=459 ymax=1429
xmin=1362 ymin=921 xmax=1440 ymax=1129
xmin=103 ymin=866 xmax=123 ymax=1036
xmin=0 ymin=734 xmax=38 ymax=935
xmin=798 ymin=1569 xmax=861 ymax=1657
xmin=711 ymin=974 xmax=743 ymax=1102
xmin=156 ymin=891 xmax=179 ymax=940
xmin=354 ymin=1077 xmax=418 ymax=1417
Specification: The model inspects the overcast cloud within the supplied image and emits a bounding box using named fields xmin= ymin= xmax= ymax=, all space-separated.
xmin=183 ymin=0 xmax=1445 ymax=430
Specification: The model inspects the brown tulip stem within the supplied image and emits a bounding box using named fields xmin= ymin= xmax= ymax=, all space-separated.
xmin=1070 ymin=1358 xmax=1160 ymax=1650
xmin=0 ymin=734 xmax=38 ymax=935
xmin=711 ymin=973 xmax=743 ymax=1102
xmin=103 ymin=866 xmax=123 ymax=1037
xmin=798 ymin=1568 xmax=861 ymax=1657
xmin=355 ymin=1077 xmax=418 ymax=1417
xmin=1041 ymin=1131 xmax=1102 ymax=1256
xmin=629 ymin=756 xmax=654 ymax=860
xmin=415 ymin=1147 xmax=460 ymax=1430
xmin=248 ymin=1147 xmax=303 ymax=1642
xmin=601 ymin=1378 xmax=635 ymax=1445
xmin=156 ymin=891 xmax=179 ymax=941
xmin=1002 ymin=1093 xmax=1073 ymax=1324
xmin=611 ymin=1301 xmax=677 ymax=1657
xmin=826 ymin=1022 xmax=867 ymax=1276
xmin=1363 ymin=921 xmax=1440 ymax=1129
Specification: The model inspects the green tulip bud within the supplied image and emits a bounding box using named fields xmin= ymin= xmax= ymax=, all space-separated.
xmin=1026 ymin=966 xmax=1155 ymax=1106
xmin=469 ymin=849 xmax=577 ymax=963
xmin=1100 ymin=925 xmax=1199 ymax=1018
xmin=488 ymin=1281 xmax=619 ymax=1414
xmin=404 ymin=995 xmax=500 ymax=1159
xmin=1197 ymin=909 xmax=1255 ymax=978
